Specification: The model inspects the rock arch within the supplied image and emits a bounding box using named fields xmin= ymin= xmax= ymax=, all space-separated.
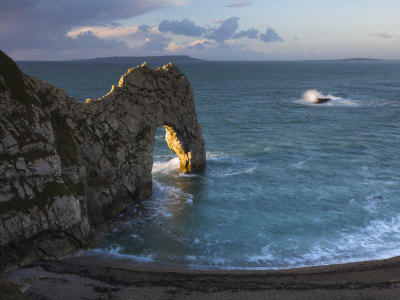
xmin=86 ymin=62 xmax=205 ymax=171
xmin=80 ymin=62 xmax=206 ymax=219
xmin=0 ymin=50 xmax=205 ymax=267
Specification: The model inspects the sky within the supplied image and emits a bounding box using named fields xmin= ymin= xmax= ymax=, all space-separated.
xmin=1 ymin=0 xmax=399 ymax=61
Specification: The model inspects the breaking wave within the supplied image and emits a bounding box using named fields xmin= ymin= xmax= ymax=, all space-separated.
xmin=302 ymin=89 xmax=341 ymax=103
xmin=152 ymin=157 xmax=180 ymax=174
xmin=296 ymin=89 xmax=359 ymax=106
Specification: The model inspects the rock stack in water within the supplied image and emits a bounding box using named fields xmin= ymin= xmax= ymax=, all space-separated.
xmin=0 ymin=50 xmax=205 ymax=269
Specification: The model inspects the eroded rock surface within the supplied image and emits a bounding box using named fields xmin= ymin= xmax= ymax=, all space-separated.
xmin=0 ymin=50 xmax=205 ymax=269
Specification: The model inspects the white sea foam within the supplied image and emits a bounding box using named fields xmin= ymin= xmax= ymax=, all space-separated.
xmin=296 ymin=89 xmax=358 ymax=106
xmin=149 ymin=180 xmax=194 ymax=218
xmin=302 ymin=89 xmax=341 ymax=103
xmin=249 ymin=214 xmax=400 ymax=270
xmin=206 ymin=151 xmax=227 ymax=160
xmin=92 ymin=210 xmax=400 ymax=269
xmin=304 ymin=215 xmax=400 ymax=264
xmin=292 ymin=157 xmax=312 ymax=168
xmin=87 ymin=248 xmax=156 ymax=263
xmin=152 ymin=157 xmax=180 ymax=174
xmin=247 ymin=245 xmax=276 ymax=263
xmin=207 ymin=152 xmax=258 ymax=177
xmin=220 ymin=167 xmax=256 ymax=177
xmin=179 ymin=173 xmax=198 ymax=178
xmin=206 ymin=151 xmax=246 ymax=165
xmin=185 ymin=255 xmax=197 ymax=261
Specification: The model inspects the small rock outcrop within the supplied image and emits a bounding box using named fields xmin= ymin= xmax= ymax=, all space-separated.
xmin=315 ymin=97 xmax=331 ymax=104
xmin=0 ymin=50 xmax=205 ymax=269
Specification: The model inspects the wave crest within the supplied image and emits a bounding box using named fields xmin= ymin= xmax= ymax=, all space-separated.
xmin=152 ymin=157 xmax=180 ymax=174
xmin=302 ymin=89 xmax=341 ymax=103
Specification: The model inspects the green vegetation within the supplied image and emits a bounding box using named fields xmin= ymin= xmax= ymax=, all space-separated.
xmin=71 ymin=182 xmax=85 ymax=195
xmin=50 ymin=110 xmax=78 ymax=166
xmin=3 ymin=117 xmax=35 ymax=147
xmin=87 ymin=169 xmax=105 ymax=188
xmin=101 ymin=132 xmax=121 ymax=164
xmin=0 ymin=181 xmax=64 ymax=214
xmin=0 ymin=280 xmax=30 ymax=299
xmin=0 ymin=125 xmax=5 ymax=138
xmin=41 ymin=181 xmax=68 ymax=199
xmin=0 ymin=50 xmax=39 ymax=106
xmin=7 ymin=108 xmax=37 ymax=124
xmin=0 ymin=150 xmax=55 ymax=163
xmin=62 ymin=175 xmax=85 ymax=195
xmin=0 ymin=177 xmax=85 ymax=215
xmin=0 ymin=52 xmax=87 ymax=216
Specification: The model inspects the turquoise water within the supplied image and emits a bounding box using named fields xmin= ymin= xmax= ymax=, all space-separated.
xmin=19 ymin=60 xmax=400 ymax=269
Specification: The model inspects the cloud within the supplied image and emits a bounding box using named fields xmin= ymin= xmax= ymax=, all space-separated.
xmin=138 ymin=25 xmax=152 ymax=33
xmin=233 ymin=28 xmax=259 ymax=39
xmin=165 ymin=42 xmax=185 ymax=52
xmin=1 ymin=0 xmax=290 ymax=60
xmin=140 ymin=35 xmax=171 ymax=52
xmin=210 ymin=19 xmax=224 ymax=24
xmin=0 ymin=0 xmax=185 ymax=28
xmin=370 ymin=33 xmax=400 ymax=39
xmin=67 ymin=24 xmax=162 ymax=41
xmin=0 ymin=0 xmax=184 ymax=57
xmin=10 ymin=30 xmax=130 ymax=60
xmin=206 ymin=17 xmax=239 ymax=43
xmin=225 ymin=1 xmax=253 ymax=8
xmin=0 ymin=0 xmax=33 ymax=12
xmin=188 ymin=39 xmax=217 ymax=50
xmin=159 ymin=19 xmax=206 ymax=37
xmin=259 ymin=27 xmax=283 ymax=43
xmin=66 ymin=31 xmax=127 ymax=49
xmin=67 ymin=25 xmax=140 ymax=39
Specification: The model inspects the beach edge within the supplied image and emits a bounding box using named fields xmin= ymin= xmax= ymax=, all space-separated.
xmin=3 ymin=254 xmax=400 ymax=299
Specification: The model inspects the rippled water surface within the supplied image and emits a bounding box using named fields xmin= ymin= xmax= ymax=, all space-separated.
xmin=19 ymin=60 xmax=400 ymax=269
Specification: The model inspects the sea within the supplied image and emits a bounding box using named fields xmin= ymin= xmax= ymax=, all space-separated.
xmin=18 ymin=59 xmax=400 ymax=270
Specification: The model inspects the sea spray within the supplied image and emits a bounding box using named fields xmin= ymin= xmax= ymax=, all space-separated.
xmin=152 ymin=157 xmax=180 ymax=174
xmin=302 ymin=89 xmax=341 ymax=103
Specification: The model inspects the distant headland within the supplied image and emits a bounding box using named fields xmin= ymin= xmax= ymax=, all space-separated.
xmin=69 ymin=55 xmax=204 ymax=64
xmin=305 ymin=58 xmax=382 ymax=62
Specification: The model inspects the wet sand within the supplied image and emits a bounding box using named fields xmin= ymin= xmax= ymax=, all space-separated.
xmin=2 ymin=254 xmax=400 ymax=299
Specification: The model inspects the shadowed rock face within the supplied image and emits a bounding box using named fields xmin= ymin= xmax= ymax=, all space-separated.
xmin=0 ymin=50 xmax=205 ymax=269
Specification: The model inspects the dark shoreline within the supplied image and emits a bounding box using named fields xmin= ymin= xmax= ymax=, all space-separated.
xmin=3 ymin=253 xmax=400 ymax=299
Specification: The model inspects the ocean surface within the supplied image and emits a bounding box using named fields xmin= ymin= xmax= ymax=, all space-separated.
xmin=18 ymin=59 xmax=400 ymax=270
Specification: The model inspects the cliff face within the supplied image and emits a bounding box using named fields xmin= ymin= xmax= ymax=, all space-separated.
xmin=0 ymin=51 xmax=205 ymax=269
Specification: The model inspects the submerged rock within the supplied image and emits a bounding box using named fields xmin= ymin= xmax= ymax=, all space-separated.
xmin=0 ymin=51 xmax=205 ymax=269
xmin=315 ymin=97 xmax=331 ymax=104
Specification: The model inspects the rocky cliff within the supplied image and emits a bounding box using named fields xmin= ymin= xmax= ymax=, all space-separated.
xmin=0 ymin=50 xmax=205 ymax=269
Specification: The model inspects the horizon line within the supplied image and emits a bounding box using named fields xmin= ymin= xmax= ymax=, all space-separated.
xmin=15 ymin=55 xmax=400 ymax=62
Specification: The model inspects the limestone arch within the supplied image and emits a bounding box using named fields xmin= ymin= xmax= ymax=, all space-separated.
xmin=88 ymin=62 xmax=206 ymax=174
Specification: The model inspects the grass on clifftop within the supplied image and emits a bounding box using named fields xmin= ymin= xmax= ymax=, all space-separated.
xmin=0 ymin=280 xmax=30 ymax=299
xmin=0 ymin=50 xmax=39 ymax=106
xmin=50 ymin=110 xmax=79 ymax=166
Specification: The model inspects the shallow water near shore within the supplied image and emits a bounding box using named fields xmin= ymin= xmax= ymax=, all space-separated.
xmin=18 ymin=60 xmax=400 ymax=269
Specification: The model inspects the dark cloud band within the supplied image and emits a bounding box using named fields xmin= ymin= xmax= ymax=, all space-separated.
xmin=158 ymin=19 xmax=206 ymax=37
xmin=259 ymin=27 xmax=284 ymax=43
